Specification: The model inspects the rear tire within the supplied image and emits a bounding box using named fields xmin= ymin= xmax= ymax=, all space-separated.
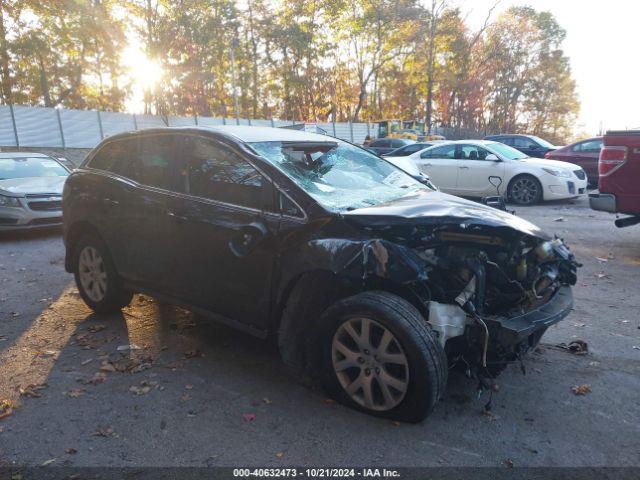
xmin=320 ymin=291 xmax=447 ymax=423
xmin=73 ymin=234 xmax=132 ymax=313
xmin=508 ymin=174 xmax=543 ymax=205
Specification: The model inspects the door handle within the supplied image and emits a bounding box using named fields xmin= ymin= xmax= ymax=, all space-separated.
xmin=459 ymin=166 xmax=469 ymax=170
xmin=422 ymin=162 xmax=432 ymax=167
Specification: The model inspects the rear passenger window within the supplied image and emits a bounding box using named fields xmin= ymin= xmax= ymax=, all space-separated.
xmin=129 ymin=135 xmax=180 ymax=191
xmin=182 ymin=136 xmax=264 ymax=210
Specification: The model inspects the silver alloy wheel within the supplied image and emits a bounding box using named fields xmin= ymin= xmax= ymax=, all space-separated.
xmin=511 ymin=176 xmax=540 ymax=204
xmin=78 ymin=246 xmax=108 ymax=303
xmin=331 ymin=317 xmax=409 ymax=411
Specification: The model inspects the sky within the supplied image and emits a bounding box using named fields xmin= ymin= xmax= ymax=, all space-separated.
xmin=461 ymin=0 xmax=640 ymax=135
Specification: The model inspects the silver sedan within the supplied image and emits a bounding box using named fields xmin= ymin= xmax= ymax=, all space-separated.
xmin=0 ymin=152 xmax=71 ymax=230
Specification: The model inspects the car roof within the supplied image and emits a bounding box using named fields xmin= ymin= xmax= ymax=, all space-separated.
xmin=0 ymin=152 xmax=50 ymax=159
xmin=422 ymin=140 xmax=497 ymax=147
xmin=104 ymin=126 xmax=336 ymax=144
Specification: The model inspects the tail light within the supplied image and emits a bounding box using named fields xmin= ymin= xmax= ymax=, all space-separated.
xmin=599 ymin=146 xmax=627 ymax=176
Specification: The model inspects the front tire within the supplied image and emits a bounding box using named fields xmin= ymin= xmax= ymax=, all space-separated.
xmin=73 ymin=234 xmax=132 ymax=313
xmin=508 ymin=174 xmax=543 ymax=205
xmin=320 ymin=291 xmax=447 ymax=423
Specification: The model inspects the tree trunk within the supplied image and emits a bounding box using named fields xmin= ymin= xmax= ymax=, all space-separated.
xmin=0 ymin=1 xmax=12 ymax=104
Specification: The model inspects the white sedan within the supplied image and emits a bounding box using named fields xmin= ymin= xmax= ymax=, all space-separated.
xmin=384 ymin=140 xmax=588 ymax=205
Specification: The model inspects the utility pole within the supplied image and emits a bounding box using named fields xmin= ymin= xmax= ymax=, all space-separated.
xmin=230 ymin=37 xmax=240 ymax=125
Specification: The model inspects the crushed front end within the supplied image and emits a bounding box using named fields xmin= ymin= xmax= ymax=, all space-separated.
xmin=413 ymin=230 xmax=580 ymax=376
xmin=336 ymin=203 xmax=581 ymax=378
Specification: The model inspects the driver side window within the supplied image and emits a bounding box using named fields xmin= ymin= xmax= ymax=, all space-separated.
xmin=182 ymin=136 xmax=264 ymax=210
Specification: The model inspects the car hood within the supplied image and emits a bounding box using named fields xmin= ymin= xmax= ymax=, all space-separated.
xmin=342 ymin=189 xmax=549 ymax=240
xmin=0 ymin=176 xmax=67 ymax=196
xmin=519 ymin=157 xmax=578 ymax=170
xmin=382 ymin=156 xmax=421 ymax=176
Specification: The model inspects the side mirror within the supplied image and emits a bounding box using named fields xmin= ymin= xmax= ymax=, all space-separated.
xmin=228 ymin=221 xmax=269 ymax=257
xmin=485 ymin=154 xmax=500 ymax=162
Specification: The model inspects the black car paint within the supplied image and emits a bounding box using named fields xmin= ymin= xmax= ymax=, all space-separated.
xmin=485 ymin=134 xmax=556 ymax=158
xmin=64 ymin=127 xmax=577 ymax=372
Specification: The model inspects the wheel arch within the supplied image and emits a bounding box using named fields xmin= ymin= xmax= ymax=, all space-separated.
xmin=506 ymin=172 xmax=544 ymax=203
xmin=274 ymin=268 xmax=428 ymax=377
xmin=64 ymin=221 xmax=105 ymax=273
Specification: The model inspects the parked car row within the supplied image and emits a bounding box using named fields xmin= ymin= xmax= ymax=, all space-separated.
xmin=381 ymin=139 xmax=588 ymax=205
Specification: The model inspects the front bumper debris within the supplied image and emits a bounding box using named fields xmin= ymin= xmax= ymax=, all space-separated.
xmin=486 ymin=285 xmax=573 ymax=346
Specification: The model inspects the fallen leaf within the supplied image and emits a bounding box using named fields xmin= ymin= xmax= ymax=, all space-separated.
xmin=595 ymin=257 xmax=608 ymax=262
xmin=180 ymin=394 xmax=191 ymax=402
xmin=164 ymin=361 xmax=184 ymax=370
xmin=81 ymin=359 xmax=93 ymax=366
xmin=99 ymin=361 xmax=116 ymax=372
xmin=19 ymin=383 xmax=47 ymax=398
xmin=503 ymin=459 xmax=514 ymax=468
xmin=242 ymin=413 xmax=256 ymax=422
xmin=117 ymin=343 xmax=141 ymax=351
xmin=276 ymin=452 xmax=284 ymax=459
xmin=67 ymin=389 xmax=85 ymax=398
xmin=0 ymin=400 xmax=14 ymax=420
xmin=553 ymin=217 xmax=565 ymax=222
xmin=91 ymin=426 xmax=115 ymax=437
xmin=88 ymin=325 xmax=106 ymax=333
xmin=41 ymin=458 xmax=56 ymax=466
xmin=391 ymin=421 xmax=400 ymax=426
xmin=185 ymin=384 xmax=194 ymax=390
xmin=262 ymin=397 xmax=272 ymax=405
xmin=66 ymin=448 xmax=77 ymax=455
xmin=571 ymin=384 xmax=592 ymax=395
xmin=323 ymin=398 xmax=336 ymax=405
xmin=129 ymin=385 xmax=151 ymax=396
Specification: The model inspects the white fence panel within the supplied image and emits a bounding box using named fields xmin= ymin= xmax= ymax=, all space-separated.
xmin=60 ymin=109 xmax=102 ymax=148
xmin=167 ymin=115 xmax=197 ymax=127
xmin=249 ymin=119 xmax=273 ymax=127
xmin=332 ymin=123 xmax=353 ymax=142
xmin=100 ymin=111 xmax=135 ymax=138
xmin=196 ymin=116 xmax=226 ymax=127
xmin=351 ymin=123 xmax=370 ymax=144
xmin=0 ymin=105 xmax=17 ymax=146
xmin=135 ymin=114 xmax=167 ymax=129
xmin=13 ymin=106 xmax=62 ymax=147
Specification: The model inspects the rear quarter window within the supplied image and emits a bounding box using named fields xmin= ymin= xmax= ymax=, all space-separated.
xmin=87 ymin=138 xmax=138 ymax=177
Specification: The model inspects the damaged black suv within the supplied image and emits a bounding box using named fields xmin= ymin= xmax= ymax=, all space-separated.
xmin=63 ymin=126 xmax=579 ymax=422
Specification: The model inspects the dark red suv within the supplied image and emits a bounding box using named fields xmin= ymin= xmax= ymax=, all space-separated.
xmin=545 ymin=137 xmax=602 ymax=185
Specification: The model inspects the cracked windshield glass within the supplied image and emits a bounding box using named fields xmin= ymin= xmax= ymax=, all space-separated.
xmin=250 ymin=141 xmax=426 ymax=211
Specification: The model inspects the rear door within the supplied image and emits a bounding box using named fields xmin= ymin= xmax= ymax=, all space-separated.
xmin=414 ymin=144 xmax=459 ymax=193
xmin=83 ymin=135 xmax=181 ymax=287
xmin=455 ymin=144 xmax=506 ymax=197
xmin=168 ymin=134 xmax=278 ymax=330
xmin=116 ymin=133 xmax=184 ymax=289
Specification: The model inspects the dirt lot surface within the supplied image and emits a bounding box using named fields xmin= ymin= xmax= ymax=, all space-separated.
xmin=1 ymin=195 xmax=639 ymax=468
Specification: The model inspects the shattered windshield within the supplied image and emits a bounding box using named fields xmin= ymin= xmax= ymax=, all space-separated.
xmin=250 ymin=141 xmax=426 ymax=211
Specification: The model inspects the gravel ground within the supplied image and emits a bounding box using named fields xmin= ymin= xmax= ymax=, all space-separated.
xmin=0 ymin=195 xmax=639 ymax=469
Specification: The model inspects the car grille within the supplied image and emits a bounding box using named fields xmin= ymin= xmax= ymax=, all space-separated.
xmin=574 ymin=169 xmax=586 ymax=180
xmin=29 ymin=217 xmax=62 ymax=226
xmin=25 ymin=194 xmax=62 ymax=211
xmin=28 ymin=200 xmax=62 ymax=211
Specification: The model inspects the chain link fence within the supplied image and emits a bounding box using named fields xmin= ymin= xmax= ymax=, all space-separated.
xmin=0 ymin=105 xmax=377 ymax=149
